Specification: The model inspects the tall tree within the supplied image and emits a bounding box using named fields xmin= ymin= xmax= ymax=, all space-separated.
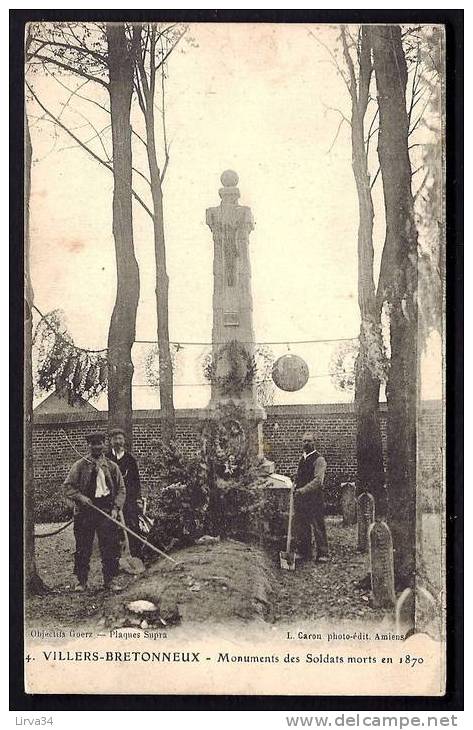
xmin=340 ymin=25 xmax=386 ymax=512
xmin=372 ymin=25 xmax=419 ymax=590
xmin=106 ymin=24 xmax=140 ymax=446
xmin=23 ymin=30 xmax=48 ymax=594
xmin=27 ymin=22 xmax=186 ymax=446
xmin=24 ymin=106 xmax=47 ymax=594
xmin=26 ymin=23 xmax=140 ymax=448
xmin=133 ymin=23 xmax=186 ymax=445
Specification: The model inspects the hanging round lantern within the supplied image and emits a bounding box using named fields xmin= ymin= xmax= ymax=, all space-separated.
xmin=272 ymin=353 xmax=309 ymax=392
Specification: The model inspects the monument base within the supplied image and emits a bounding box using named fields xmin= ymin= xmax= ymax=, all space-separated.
xmin=201 ymin=397 xmax=274 ymax=473
xmin=254 ymin=457 xmax=276 ymax=476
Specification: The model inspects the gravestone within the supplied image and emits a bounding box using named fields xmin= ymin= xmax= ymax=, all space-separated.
xmin=415 ymin=585 xmax=441 ymax=640
xmin=357 ymin=491 xmax=375 ymax=552
xmin=340 ymin=482 xmax=357 ymax=526
xmin=396 ymin=585 xmax=441 ymax=639
xmin=395 ymin=587 xmax=414 ymax=635
xmin=369 ymin=519 xmax=396 ymax=608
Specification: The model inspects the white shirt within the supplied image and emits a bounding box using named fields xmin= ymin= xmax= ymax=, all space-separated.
xmin=95 ymin=465 xmax=110 ymax=498
xmin=303 ymin=449 xmax=318 ymax=460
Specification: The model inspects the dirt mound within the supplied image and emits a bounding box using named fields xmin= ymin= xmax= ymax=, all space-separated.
xmin=101 ymin=539 xmax=277 ymax=628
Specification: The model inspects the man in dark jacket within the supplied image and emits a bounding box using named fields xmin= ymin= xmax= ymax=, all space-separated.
xmin=63 ymin=431 xmax=126 ymax=591
xmin=293 ymin=431 xmax=329 ymax=562
xmin=107 ymin=427 xmax=145 ymax=557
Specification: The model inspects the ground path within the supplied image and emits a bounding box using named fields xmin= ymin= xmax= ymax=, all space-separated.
xmin=273 ymin=516 xmax=385 ymax=624
xmin=26 ymin=517 xmax=386 ymax=629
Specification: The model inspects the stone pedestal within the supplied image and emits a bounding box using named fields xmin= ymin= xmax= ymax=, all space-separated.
xmin=205 ymin=170 xmax=274 ymax=474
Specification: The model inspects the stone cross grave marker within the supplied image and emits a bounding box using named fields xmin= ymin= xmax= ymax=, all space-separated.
xmin=357 ymin=491 xmax=375 ymax=552
xmin=341 ymin=482 xmax=357 ymax=526
xmin=395 ymin=585 xmax=440 ymax=639
xmin=369 ymin=519 xmax=396 ymax=608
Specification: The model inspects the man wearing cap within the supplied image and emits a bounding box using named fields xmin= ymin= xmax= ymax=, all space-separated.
xmin=63 ymin=431 xmax=126 ymax=591
xmin=293 ymin=431 xmax=329 ymax=563
xmin=107 ymin=427 xmax=145 ymax=558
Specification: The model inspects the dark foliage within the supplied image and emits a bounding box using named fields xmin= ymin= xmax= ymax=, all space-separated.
xmin=34 ymin=478 xmax=72 ymax=524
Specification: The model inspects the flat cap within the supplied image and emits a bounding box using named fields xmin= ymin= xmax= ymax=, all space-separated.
xmin=85 ymin=431 xmax=106 ymax=444
xmin=109 ymin=427 xmax=126 ymax=438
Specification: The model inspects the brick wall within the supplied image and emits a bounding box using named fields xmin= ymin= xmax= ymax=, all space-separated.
xmin=33 ymin=402 xmax=442 ymax=519
xmin=263 ymin=404 xmax=387 ymax=486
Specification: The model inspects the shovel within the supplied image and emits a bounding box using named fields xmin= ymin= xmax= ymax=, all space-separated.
xmin=279 ymin=486 xmax=296 ymax=571
xmin=86 ymin=501 xmax=179 ymax=565
xmin=118 ymin=510 xmax=146 ymax=575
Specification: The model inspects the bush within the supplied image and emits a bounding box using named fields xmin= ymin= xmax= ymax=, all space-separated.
xmin=148 ymin=480 xmax=209 ymax=552
xmin=206 ymin=477 xmax=262 ymax=542
xmin=34 ymin=478 xmax=72 ymax=523
xmin=145 ymin=441 xmax=209 ymax=552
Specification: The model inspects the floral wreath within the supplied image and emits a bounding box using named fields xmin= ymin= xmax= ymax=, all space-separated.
xmin=203 ymin=340 xmax=257 ymax=396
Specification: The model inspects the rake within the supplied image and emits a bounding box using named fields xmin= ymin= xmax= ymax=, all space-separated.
xmin=86 ymin=501 xmax=179 ymax=566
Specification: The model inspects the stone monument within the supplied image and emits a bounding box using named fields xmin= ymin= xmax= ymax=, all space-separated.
xmin=205 ymin=170 xmax=274 ymax=474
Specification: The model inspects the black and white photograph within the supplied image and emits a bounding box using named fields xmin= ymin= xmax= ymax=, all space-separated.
xmin=16 ymin=15 xmax=456 ymax=698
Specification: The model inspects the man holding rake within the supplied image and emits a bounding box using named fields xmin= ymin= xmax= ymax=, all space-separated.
xmin=63 ymin=431 xmax=126 ymax=592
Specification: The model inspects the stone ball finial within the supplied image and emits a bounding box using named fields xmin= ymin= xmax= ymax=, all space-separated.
xmin=220 ymin=170 xmax=239 ymax=187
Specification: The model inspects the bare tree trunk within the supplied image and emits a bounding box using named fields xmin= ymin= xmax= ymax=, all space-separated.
xmin=372 ymin=25 xmax=419 ymax=590
xmin=342 ymin=26 xmax=385 ymax=511
xmin=106 ymin=25 xmax=140 ymax=449
xmin=134 ymin=25 xmax=175 ymax=445
xmin=24 ymin=111 xmax=47 ymax=594
xmin=144 ymin=107 xmax=175 ymax=445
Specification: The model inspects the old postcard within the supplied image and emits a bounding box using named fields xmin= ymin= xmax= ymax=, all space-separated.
xmin=23 ymin=20 xmax=447 ymax=696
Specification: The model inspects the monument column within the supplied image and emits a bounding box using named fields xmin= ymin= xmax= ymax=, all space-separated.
xmin=206 ymin=170 xmax=272 ymax=471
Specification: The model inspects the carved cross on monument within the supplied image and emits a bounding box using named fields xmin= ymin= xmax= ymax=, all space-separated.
xmin=206 ymin=169 xmax=256 ymax=395
xmin=205 ymin=170 xmax=274 ymax=473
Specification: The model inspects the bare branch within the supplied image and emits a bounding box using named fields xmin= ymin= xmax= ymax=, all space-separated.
xmin=61 ymin=123 xmax=111 ymax=150
xmin=322 ymin=102 xmax=350 ymax=125
xmin=160 ymin=34 xmax=170 ymax=183
xmin=134 ymin=25 xmax=151 ymax=103
xmin=44 ymin=72 xmax=110 ymax=116
xmin=327 ymin=114 xmax=348 ymax=154
xmin=340 ymin=25 xmax=357 ymax=101
xmin=408 ymin=87 xmax=433 ymax=137
xmin=133 ymin=166 xmax=152 ymax=187
xmin=134 ymin=77 xmax=147 ymax=115
xmin=29 ymin=52 xmax=108 ymax=88
xmin=149 ymin=24 xmax=157 ymax=100
xmin=357 ymin=26 xmax=372 ymax=116
xmin=154 ymin=25 xmax=187 ymax=72
xmin=27 ymin=81 xmax=111 ymax=167
xmin=29 ymin=36 xmax=107 ymax=65
xmin=46 ymin=76 xmax=111 ymax=161
xmin=365 ymin=107 xmax=379 ymax=156
xmin=370 ymin=166 xmax=381 ymax=190
xmin=413 ymin=169 xmax=430 ymax=201
xmin=132 ymin=127 xmax=148 ymax=149
xmin=307 ymin=28 xmax=351 ymax=94
xmin=407 ymin=43 xmax=421 ymax=124
xmin=26 ymin=82 xmax=154 ymax=221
